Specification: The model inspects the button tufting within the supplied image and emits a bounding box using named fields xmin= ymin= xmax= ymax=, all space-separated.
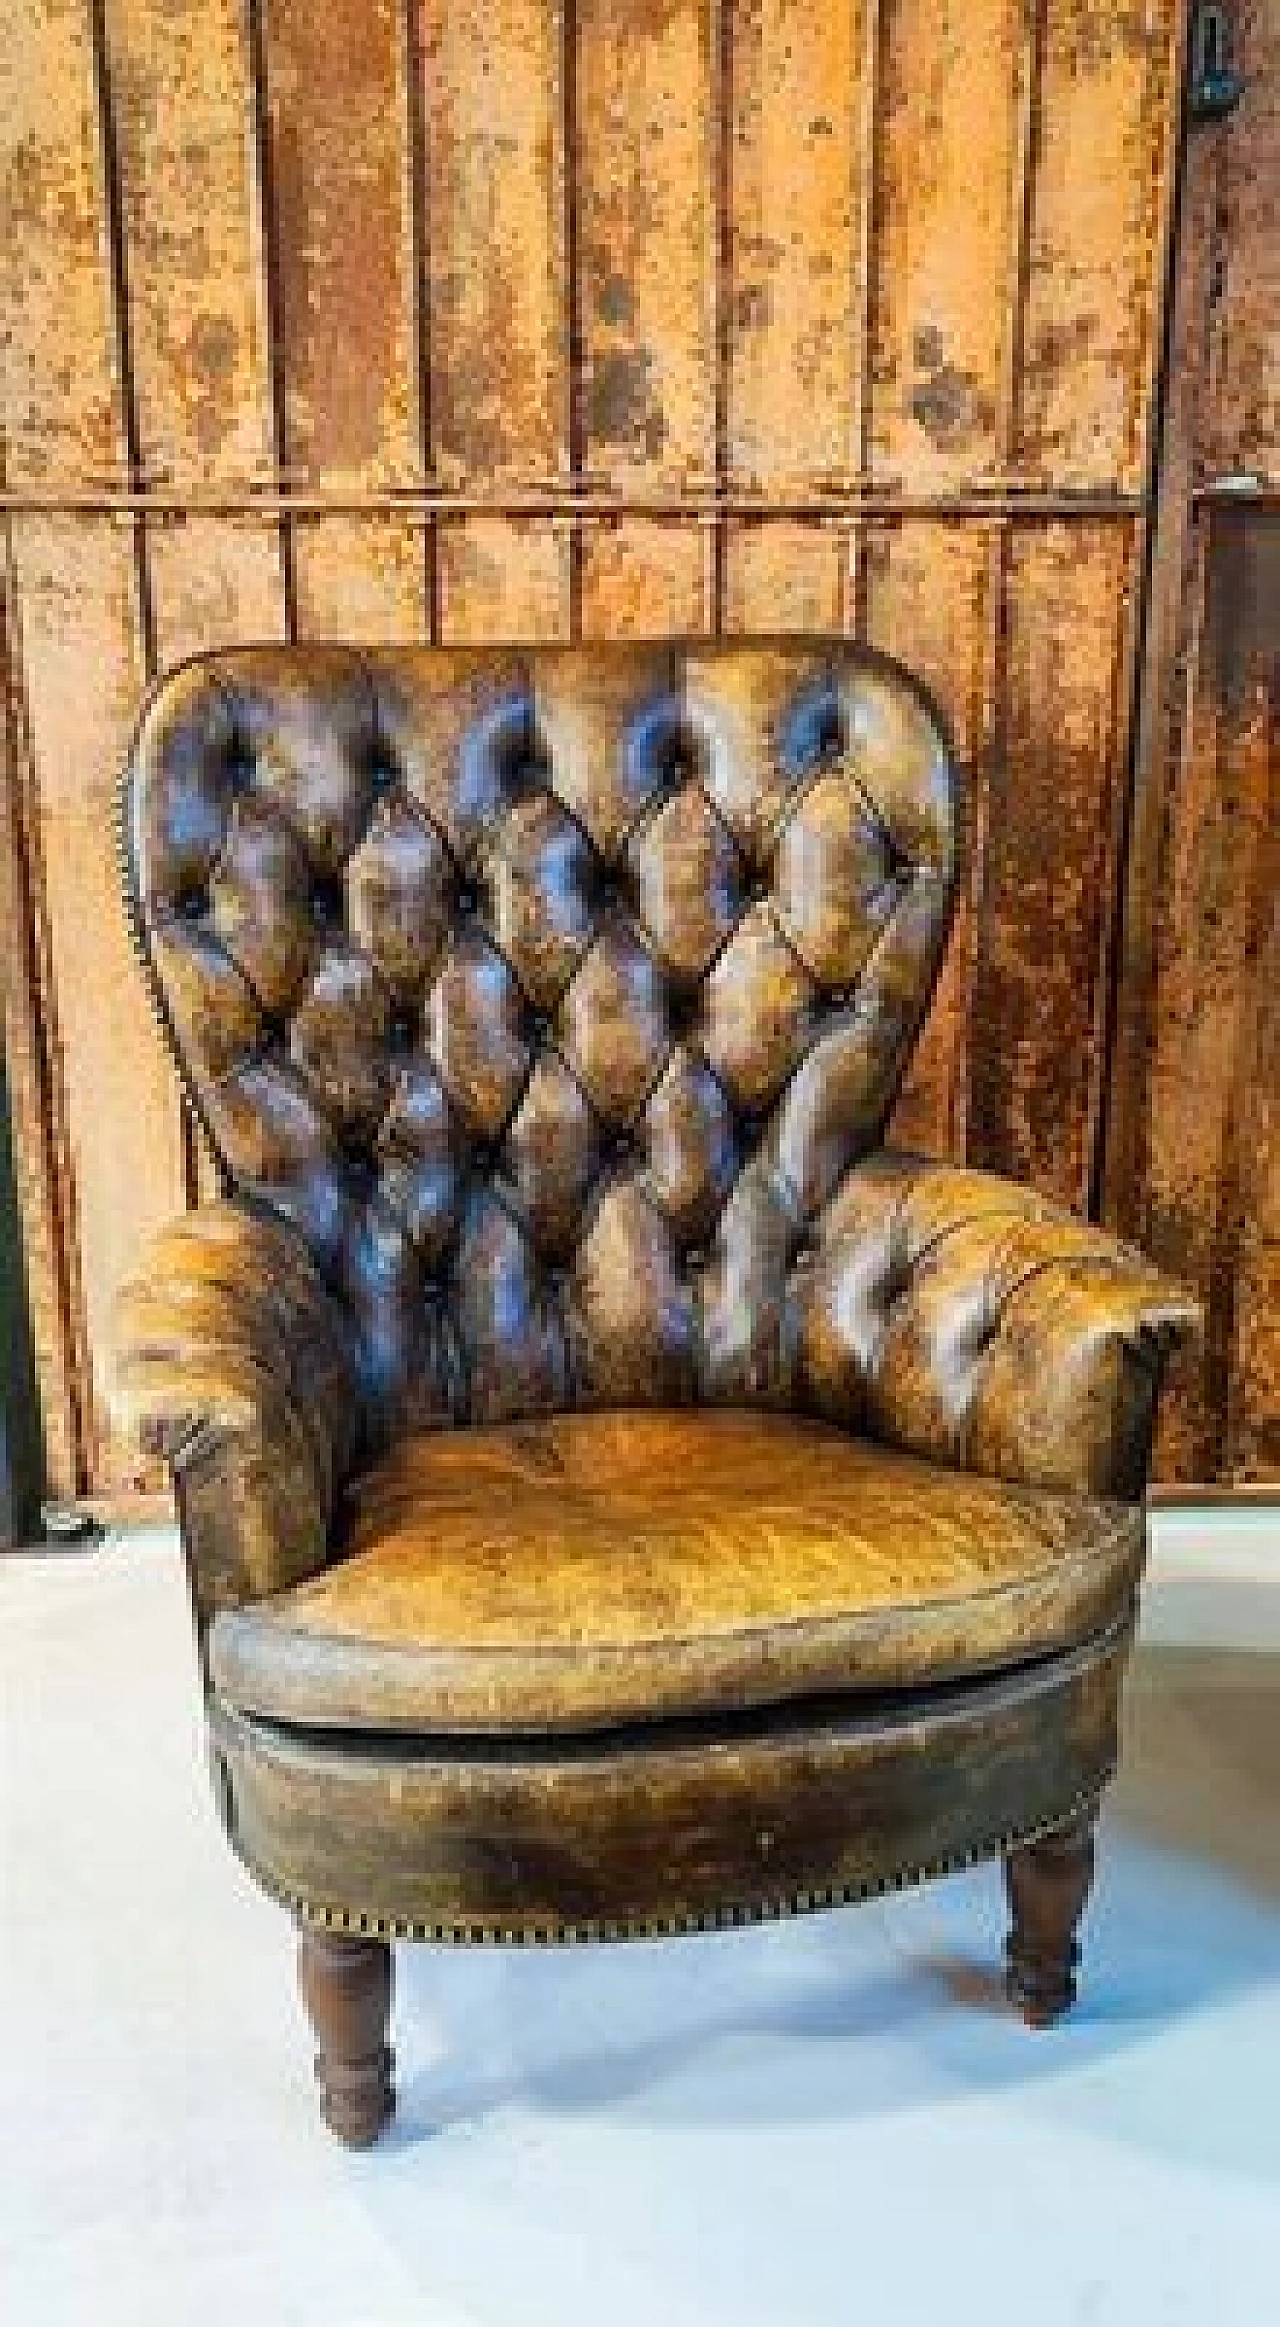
xmin=224 ymin=737 xmax=255 ymax=793
xmin=665 ymin=984 xmax=701 ymax=1041
xmin=471 ymin=1134 xmax=504 ymax=1177
xmin=127 ymin=646 xmax=963 ymax=1454
xmin=366 ymin=745 xmax=400 ymax=796
xmin=343 ymin=1149 xmax=375 ymax=1198
xmin=311 ymin=880 xmax=343 ymax=930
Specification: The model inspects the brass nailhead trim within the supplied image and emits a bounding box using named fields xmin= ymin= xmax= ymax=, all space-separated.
xmin=231 ymin=1775 xmax=1110 ymax=1948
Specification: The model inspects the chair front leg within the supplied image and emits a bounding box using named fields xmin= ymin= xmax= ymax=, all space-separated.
xmin=297 ymin=1925 xmax=394 ymax=2144
xmin=1003 ymin=1807 xmax=1098 ymax=2027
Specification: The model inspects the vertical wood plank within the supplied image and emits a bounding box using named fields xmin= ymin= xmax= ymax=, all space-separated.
xmin=421 ymin=0 xmax=569 ymax=640
xmin=868 ymin=523 xmax=989 ymax=1158
xmin=266 ymin=0 xmax=423 ymax=635
xmin=577 ymin=0 xmax=713 ymax=633
xmin=727 ymin=0 xmax=860 ymax=491
xmin=1144 ymin=516 xmax=1280 ymax=1482
xmin=1207 ymin=0 xmax=1280 ymax=474
xmin=1226 ymin=665 xmax=1279 ymax=1480
xmin=723 ymin=520 xmax=845 ymax=636
xmin=1 ymin=0 xmax=124 ymax=1494
xmin=871 ymin=0 xmax=1019 ymax=489
xmin=968 ymin=519 xmax=1133 ymax=1207
xmin=723 ymin=0 xmax=861 ymax=629
xmin=103 ymin=0 xmax=285 ymax=657
xmin=1102 ymin=94 xmax=1219 ymax=1254
xmin=1 ymin=0 xmax=121 ymax=487
xmin=1 ymin=535 xmax=84 ymax=1494
xmin=10 ymin=518 xmax=181 ymax=1491
xmin=1019 ymin=0 xmax=1179 ymax=486
xmin=3 ymin=0 xmax=185 ymax=1490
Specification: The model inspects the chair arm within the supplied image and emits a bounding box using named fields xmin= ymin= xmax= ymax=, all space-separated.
xmin=798 ymin=1150 xmax=1202 ymax=1500
xmin=111 ymin=1202 xmax=361 ymax=1620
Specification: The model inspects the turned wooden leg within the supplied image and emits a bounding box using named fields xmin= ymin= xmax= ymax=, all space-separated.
xmin=1003 ymin=1809 xmax=1097 ymax=2028
xmin=297 ymin=1927 xmax=394 ymax=2145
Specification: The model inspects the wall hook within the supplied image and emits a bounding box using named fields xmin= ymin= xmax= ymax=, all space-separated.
xmin=1189 ymin=2 xmax=1245 ymax=121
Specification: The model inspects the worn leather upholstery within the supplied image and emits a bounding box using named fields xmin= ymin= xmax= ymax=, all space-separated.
xmin=113 ymin=1201 xmax=358 ymax=1614
xmin=122 ymin=644 xmax=954 ymax=1430
xmin=206 ymin=1412 xmax=1145 ymax=1732
xmin=115 ymin=641 xmax=1198 ymax=1630
xmin=803 ymin=1151 xmax=1200 ymax=1500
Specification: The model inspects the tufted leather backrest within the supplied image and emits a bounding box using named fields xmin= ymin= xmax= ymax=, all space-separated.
xmin=121 ymin=643 xmax=958 ymax=1443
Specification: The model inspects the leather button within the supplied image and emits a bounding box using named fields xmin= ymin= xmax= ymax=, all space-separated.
xmin=367 ymin=746 xmax=400 ymax=796
xmin=666 ymin=984 xmax=700 ymax=1041
xmin=224 ymin=738 xmax=254 ymax=793
xmin=343 ymin=1149 xmax=375 ymax=1198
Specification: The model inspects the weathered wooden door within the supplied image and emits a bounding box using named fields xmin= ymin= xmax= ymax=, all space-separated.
xmin=1 ymin=0 xmax=1274 ymax=1502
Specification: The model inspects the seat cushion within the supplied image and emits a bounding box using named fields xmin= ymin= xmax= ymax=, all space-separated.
xmin=206 ymin=1412 xmax=1143 ymax=1734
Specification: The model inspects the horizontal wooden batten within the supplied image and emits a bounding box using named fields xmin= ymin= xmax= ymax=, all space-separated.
xmin=1 ymin=486 xmax=1148 ymax=521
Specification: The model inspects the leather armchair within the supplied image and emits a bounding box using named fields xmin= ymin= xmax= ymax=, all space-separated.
xmin=112 ymin=641 xmax=1198 ymax=2142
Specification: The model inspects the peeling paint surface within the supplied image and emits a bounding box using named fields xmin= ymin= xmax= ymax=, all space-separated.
xmin=968 ymin=521 xmax=1134 ymax=1207
xmin=1208 ymin=0 xmax=1280 ymax=473
xmin=2 ymin=0 xmax=122 ymax=479
xmin=1020 ymin=0 xmax=1176 ymax=484
xmin=1143 ymin=518 xmax=1280 ymax=1483
xmin=872 ymin=0 xmax=1015 ymax=486
xmin=869 ymin=525 xmax=990 ymax=1160
xmin=728 ymin=0 xmax=859 ymax=491
xmin=104 ymin=0 xmax=273 ymax=488
xmin=8 ymin=0 xmax=1252 ymax=1490
xmin=579 ymin=0 xmax=714 ymax=486
xmin=422 ymin=0 xmax=568 ymax=634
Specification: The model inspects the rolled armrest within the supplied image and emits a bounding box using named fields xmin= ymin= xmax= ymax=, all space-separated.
xmin=111 ymin=1202 xmax=360 ymax=1618
xmin=799 ymin=1151 xmax=1202 ymax=1500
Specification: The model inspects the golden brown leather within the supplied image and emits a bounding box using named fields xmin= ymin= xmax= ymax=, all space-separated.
xmin=112 ymin=1201 xmax=358 ymax=1615
xmin=107 ymin=637 xmax=1207 ymax=2019
xmin=113 ymin=638 xmax=1199 ymax=1613
xmin=119 ymin=643 xmax=958 ymax=1445
xmin=207 ymin=1413 xmax=1143 ymax=1733
xmin=212 ymin=1620 xmax=1130 ymax=1942
xmin=801 ymin=1152 xmax=1203 ymax=1500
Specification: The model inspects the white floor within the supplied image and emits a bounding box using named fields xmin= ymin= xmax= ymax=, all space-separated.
xmin=2 ymin=1517 xmax=1279 ymax=2327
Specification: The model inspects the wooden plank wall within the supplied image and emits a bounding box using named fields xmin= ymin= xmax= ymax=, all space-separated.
xmin=1105 ymin=0 xmax=1280 ymax=1486
xmin=7 ymin=0 xmax=1263 ymax=1501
